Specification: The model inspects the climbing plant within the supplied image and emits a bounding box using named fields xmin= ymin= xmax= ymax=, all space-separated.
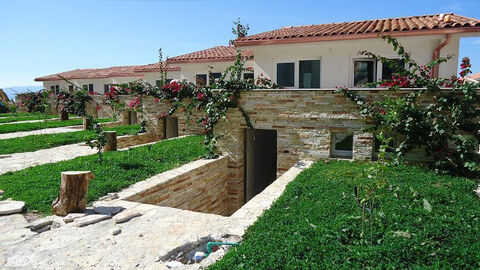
xmin=337 ymin=36 xmax=480 ymax=177
xmin=110 ymin=52 xmax=277 ymax=158
xmin=56 ymin=78 xmax=94 ymax=117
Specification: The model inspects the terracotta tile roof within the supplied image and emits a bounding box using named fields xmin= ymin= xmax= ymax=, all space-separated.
xmin=133 ymin=63 xmax=181 ymax=73
xmin=34 ymin=65 xmax=143 ymax=82
xmin=235 ymin=13 xmax=480 ymax=46
xmin=469 ymin=72 xmax=480 ymax=80
xmin=166 ymin=46 xmax=254 ymax=63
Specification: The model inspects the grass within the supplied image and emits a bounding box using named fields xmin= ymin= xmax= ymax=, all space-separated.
xmin=0 ymin=114 xmax=60 ymax=123
xmin=0 ymin=135 xmax=205 ymax=214
xmin=0 ymin=118 xmax=113 ymax=134
xmin=0 ymin=124 xmax=141 ymax=155
xmin=211 ymin=161 xmax=480 ymax=269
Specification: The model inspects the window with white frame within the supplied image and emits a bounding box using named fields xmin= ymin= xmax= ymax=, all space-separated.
xmin=243 ymin=73 xmax=254 ymax=80
xmin=299 ymin=60 xmax=321 ymax=88
xmin=353 ymin=59 xmax=376 ymax=87
xmin=209 ymin=72 xmax=221 ymax=84
xmin=331 ymin=132 xmax=354 ymax=158
xmin=276 ymin=62 xmax=295 ymax=87
xmin=82 ymin=84 xmax=94 ymax=91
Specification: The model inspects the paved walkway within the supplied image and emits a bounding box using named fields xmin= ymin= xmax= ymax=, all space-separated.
xmin=0 ymin=143 xmax=96 ymax=174
xmin=0 ymin=126 xmax=82 ymax=140
xmin=0 ymin=117 xmax=82 ymax=126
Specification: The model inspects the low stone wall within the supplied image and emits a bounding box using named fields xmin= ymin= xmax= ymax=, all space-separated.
xmin=119 ymin=156 xmax=230 ymax=216
xmin=117 ymin=133 xmax=159 ymax=149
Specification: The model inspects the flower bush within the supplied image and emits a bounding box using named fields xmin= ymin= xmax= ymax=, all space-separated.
xmin=110 ymin=52 xmax=278 ymax=158
xmin=337 ymin=36 xmax=480 ymax=177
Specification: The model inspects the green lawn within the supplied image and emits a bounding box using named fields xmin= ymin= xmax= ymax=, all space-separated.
xmin=0 ymin=135 xmax=205 ymax=214
xmin=0 ymin=118 xmax=113 ymax=134
xmin=0 ymin=114 xmax=60 ymax=123
xmin=211 ymin=161 xmax=480 ymax=269
xmin=0 ymin=124 xmax=141 ymax=155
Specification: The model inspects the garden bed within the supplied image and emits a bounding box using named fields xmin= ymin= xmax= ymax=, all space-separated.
xmin=211 ymin=161 xmax=480 ymax=269
xmin=0 ymin=124 xmax=141 ymax=154
xmin=0 ymin=135 xmax=205 ymax=214
xmin=0 ymin=118 xmax=113 ymax=134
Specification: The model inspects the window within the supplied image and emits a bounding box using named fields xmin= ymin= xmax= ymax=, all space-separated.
xmin=332 ymin=133 xmax=353 ymax=158
xmin=50 ymin=86 xmax=55 ymax=91
xmin=353 ymin=59 xmax=376 ymax=87
xmin=299 ymin=60 xmax=320 ymax=88
xmin=104 ymin=84 xmax=110 ymax=93
xmin=69 ymin=85 xmax=74 ymax=91
xmin=276 ymin=63 xmax=294 ymax=87
xmin=55 ymin=85 xmax=59 ymax=91
xmin=382 ymin=59 xmax=405 ymax=80
xmin=209 ymin=72 xmax=222 ymax=84
xmin=195 ymin=74 xmax=207 ymax=86
xmin=88 ymin=84 xmax=94 ymax=91
xmin=243 ymin=73 xmax=254 ymax=80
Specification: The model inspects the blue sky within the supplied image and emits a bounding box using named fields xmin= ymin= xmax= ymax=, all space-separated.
xmin=1 ymin=0 xmax=479 ymax=88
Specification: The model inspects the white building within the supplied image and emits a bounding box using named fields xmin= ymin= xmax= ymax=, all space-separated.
xmin=137 ymin=46 xmax=254 ymax=86
xmin=34 ymin=66 xmax=143 ymax=94
xmin=234 ymin=13 xmax=480 ymax=88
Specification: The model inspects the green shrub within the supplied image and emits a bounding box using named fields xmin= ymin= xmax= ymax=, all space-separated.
xmin=211 ymin=161 xmax=480 ymax=269
xmin=0 ymin=135 xmax=205 ymax=214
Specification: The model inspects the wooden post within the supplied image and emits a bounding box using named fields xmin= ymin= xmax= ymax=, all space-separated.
xmin=83 ymin=117 xmax=92 ymax=130
xmin=52 ymin=171 xmax=94 ymax=216
xmin=103 ymin=131 xmax=117 ymax=152
xmin=60 ymin=110 xmax=69 ymax=121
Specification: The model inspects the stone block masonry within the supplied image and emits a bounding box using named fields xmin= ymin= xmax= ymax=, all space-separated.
xmin=119 ymin=156 xmax=230 ymax=216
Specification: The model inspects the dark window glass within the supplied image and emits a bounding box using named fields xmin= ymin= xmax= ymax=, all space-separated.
xmin=382 ymin=59 xmax=405 ymax=80
xmin=82 ymin=85 xmax=88 ymax=90
xmin=243 ymin=73 xmax=254 ymax=80
xmin=104 ymin=84 xmax=110 ymax=93
xmin=209 ymin=73 xmax=221 ymax=84
xmin=299 ymin=60 xmax=320 ymax=88
xmin=69 ymin=85 xmax=74 ymax=91
xmin=354 ymin=60 xmax=375 ymax=87
xmin=55 ymin=85 xmax=59 ymax=91
xmin=276 ymin=63 xmax=294 ymax=87
xmin=155 ymin=80 xmax=161 ymax=87
xmin=88 ymin=84 xmax=94 ymax=91
xmin=50 ymin=86 xmax=55 ymax=91
xmin=195 ymin=74 xmax=207 ymax=86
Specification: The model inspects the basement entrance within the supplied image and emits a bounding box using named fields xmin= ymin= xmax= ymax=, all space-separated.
xmin=163 ymin=117 xmax=179 ymax=139
xmin=245 ymin=129 xmax=277 ymax=202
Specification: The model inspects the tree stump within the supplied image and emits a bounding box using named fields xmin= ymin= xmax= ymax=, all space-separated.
xmin=52 ymin=171 xmax=94 ymax=216
xmin=83 ymin=117 xmax=92 ymax=130
xmin=121 ymin=111 xmax=130 ymax=125
xmin=60 ymin=111 xmax=69 ymax=121
xmin=103 ymin=131 xmax=117 ymax=152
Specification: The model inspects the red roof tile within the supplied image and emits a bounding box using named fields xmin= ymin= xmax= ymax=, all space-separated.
xmin=469 ymin=72 xmax=480 ymax=80
xmin=166 ymin=46 xmax=254 ymax=63
xmin=34 ymin=65 xmax=143 ymax=82
xmin=235 ymin=13 xmax=480 ymax=46
xmin=133 ymin=63 xmax=181 ymax=73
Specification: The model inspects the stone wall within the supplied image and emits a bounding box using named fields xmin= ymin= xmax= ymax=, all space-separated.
xmin=117 ymin=133 xmax=159 ymax=149
xmin=119 ymin=156 xmax=230 ymax=216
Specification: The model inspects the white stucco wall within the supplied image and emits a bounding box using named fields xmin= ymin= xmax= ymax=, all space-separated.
xmin=42 ymin=76 xmax=143 ymax=93
xmin=142 ymin=70 xmax=181 ymax=85
xmin=241 ymin=34 xmax=462 ymax=88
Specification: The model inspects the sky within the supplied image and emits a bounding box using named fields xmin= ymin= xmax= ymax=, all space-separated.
xmin=0 ymin=0 xmax=479 ymax=88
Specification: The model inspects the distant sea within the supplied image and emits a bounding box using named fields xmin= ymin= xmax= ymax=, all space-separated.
xmin=1 ymin=86 xmax=43 ymax=101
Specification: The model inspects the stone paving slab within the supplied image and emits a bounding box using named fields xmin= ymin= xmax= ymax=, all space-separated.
xmin=0 ymin=125 xmax=81 ymax=140
xmin=0 ymin=143 xmax=96 ymax=174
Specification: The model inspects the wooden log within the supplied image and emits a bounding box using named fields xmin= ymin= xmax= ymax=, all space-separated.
xmin=60 ymin=110 xmax=69 ymax=121
xmin=83 ymin=117 xmax=92 ymax=130
xmin=52 ymin=171 xmax=94 ymax=216
xmin=103 ymin=131 xmax=117 ymax=152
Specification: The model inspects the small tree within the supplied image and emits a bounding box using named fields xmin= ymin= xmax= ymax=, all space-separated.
xmin=230 ymin=18 xmax=249 ymax=45
xmin=85 ymin=123 xmax=107 ymax=163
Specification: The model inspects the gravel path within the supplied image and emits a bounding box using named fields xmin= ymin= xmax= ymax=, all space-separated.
xmin=0 ymin=126 xmax=82 ymax=140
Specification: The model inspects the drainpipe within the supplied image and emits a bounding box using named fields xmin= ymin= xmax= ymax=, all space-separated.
xmin=432 ymin=34 xmax=451 ymax=78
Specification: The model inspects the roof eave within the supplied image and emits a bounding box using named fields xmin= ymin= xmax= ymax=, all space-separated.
xmin=235 ymin=27 xmax=480 ymax=47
